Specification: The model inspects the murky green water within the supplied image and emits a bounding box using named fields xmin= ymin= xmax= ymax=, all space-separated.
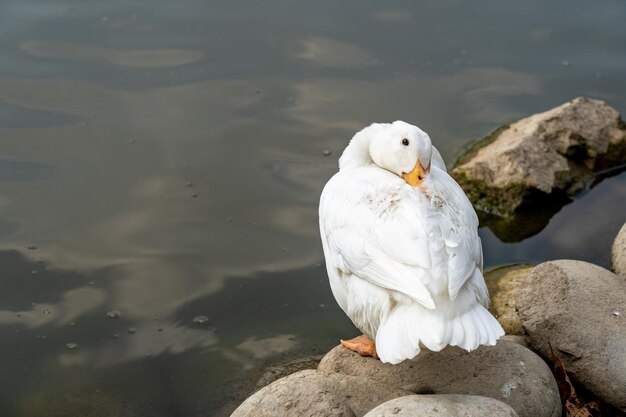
xmin=1 ymin=1 xmax=625 ymax=416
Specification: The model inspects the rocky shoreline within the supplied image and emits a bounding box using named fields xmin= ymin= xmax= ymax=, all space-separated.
xmin=231 ymin=224 xmax=626 ymax=417
xmin=231 ymin=99 xmax=626 ymax=417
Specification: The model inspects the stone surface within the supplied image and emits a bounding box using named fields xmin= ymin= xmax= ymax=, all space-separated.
xmin=230 ymin=369 xmax=412 ymax=417
xmin=517 ymin=260 xmax=626 ymax=411
xmin=452 ymin=97 xmax=626 ymax=216
xmin=252 ymin=355 xmax=321 ymax=389
xmin=364 ymin=394 xmax=519 ymax=417
xmin=500 ymin=335 xmax=528 ymax=347
xmin=485 ymin=264 xmax=533 ymax=335
xmin=318 ymin=340 xmax=561 ymax=417
xmin=613 ymin=222 xmax=626 ymax=277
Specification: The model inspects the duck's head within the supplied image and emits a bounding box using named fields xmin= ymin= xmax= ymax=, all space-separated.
xmin=339 ymin=120 xmax=433 ymax=187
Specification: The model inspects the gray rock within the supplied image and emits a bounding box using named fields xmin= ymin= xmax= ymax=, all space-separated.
xmin=318 ymin=340 xmax=560 ymax=417
xmin=613 ymin=222 xmax=626 ymax=277
xmin=252 ymin=355 xmax=322 ymax=389
xmin=500 ymin=335 xmax=528 ymax=347
xmin=231 ymin=369 xmax=412 ymax=417
xmin=517 ymin=260 xmax=626 ymax=411
xmin=452 ymin=97 xmax=626 ymax=216
xmin=364 ymin=394 xmax=519 ymax=417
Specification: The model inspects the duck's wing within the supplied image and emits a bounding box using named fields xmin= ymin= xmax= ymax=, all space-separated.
xmin=427 ymin=167 xmax=484 ymax=303
xmin=320 ymin=170 xmax=436 ymax=310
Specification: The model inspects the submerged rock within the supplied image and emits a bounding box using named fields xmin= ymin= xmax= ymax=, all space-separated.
xmin=613 ymin=222 xmax=626 ymax=277
xmin=231 ymin=369 xmax=412 ymax=417
xmin=452 ymin=97 xmax=626 ymax=218
xmin=484 ymin=264 xmax=533 ymax=335
xmin=364 ymin=394 xmax=519 ymax=417
xmin=318 ymin=340 xmax=561 ymax=417
xmin=517 ymin=260 xmax=626 ymax=411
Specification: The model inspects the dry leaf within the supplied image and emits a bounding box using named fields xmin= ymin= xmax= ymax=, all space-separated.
xmin=549 ymin=342 xmax=604 ymax=417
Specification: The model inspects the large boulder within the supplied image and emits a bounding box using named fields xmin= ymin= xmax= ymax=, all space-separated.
xmin=318 ymin=340 xmax=560 ymax=417
xmin=452 ymin=97 xmax=626 ymax=218
xmin=613 ymin=222 xmax=626 ymax=277
xmin=364 ymin=394 xmax=519 ymax=417
xmin=517 ymin=260 xmax=626 ymax=411
xmin=231 ymin=369 xmax=412 ymax=417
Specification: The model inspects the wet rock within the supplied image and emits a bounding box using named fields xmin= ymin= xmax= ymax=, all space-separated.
xmin=517 ymin=260 xmax=626 ymax=411
xmin=231 ymin=369 xmax=412 ymax=417
xmin=485 ymin=264 xmax=533 ymax=335
xmin=364 ymin=394 xmax=519 ymax=417
xmin=452 ymin=97 xmax=626 ymax=217
xmin=613 ymin=222 xmax=626 ymax=277
xmin=318 ymin=340 xmax=560 ymax=417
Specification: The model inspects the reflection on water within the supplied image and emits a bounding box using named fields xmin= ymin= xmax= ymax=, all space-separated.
xmin=479 ymin=164 xmax=626 ymax=243
xmin=0 ymin=253 xmax=348 ymax=416
xmin=291 ymin=36 xmax=377 ymax=68
xmin=481 ymin=171 xmax=626 ymax=268
xmin=0 ymin=1 xmax=625 ymax=416
xmin=21 ymin=40 xmax=204 ymax=68
xmin=477 ymin=191 xmax=572 ymax=242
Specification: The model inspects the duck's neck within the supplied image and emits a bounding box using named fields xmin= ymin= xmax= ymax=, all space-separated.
xmin=338 ymin=134 xmax=373 ymax=170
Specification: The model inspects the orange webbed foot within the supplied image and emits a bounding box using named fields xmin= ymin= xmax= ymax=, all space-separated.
xmin=340 ymin=335 xmax=378 ymax=359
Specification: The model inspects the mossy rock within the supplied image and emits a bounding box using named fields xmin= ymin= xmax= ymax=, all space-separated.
xmin=451 ymin=170 xmax=529 ymax=218
xmin=484 ymin=264 xmax=533 ymax=335
xmin=452 ymin=97 xmax=626 ymax=225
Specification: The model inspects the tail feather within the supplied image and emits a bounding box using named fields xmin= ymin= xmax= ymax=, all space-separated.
xmin=461 ymin=312 xmax=478 ymax=350
xmin=475 ymin=309 xmax=489 ymax=345
xmin=449 ymin=316 xmax=465 ymax=347
xmin=376 ymin=302 xmax=504 ymax=364
xmin=376 ymin=305 xmax=422 ymax=364
xmin=453 ymin=303 xmax=503 ymax=351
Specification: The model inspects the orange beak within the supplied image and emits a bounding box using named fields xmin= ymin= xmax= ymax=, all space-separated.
xmin=402 ymin=160 xmax=430 ymax=186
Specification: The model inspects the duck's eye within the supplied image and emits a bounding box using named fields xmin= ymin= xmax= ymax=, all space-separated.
xmin=401 ymin=138 xmax=409 ymax=146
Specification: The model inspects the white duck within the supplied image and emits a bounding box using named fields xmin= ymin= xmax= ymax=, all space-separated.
xmin=319 ymin=121 xmax=504 ymax=364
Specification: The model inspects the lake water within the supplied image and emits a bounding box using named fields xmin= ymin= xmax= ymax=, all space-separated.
xmin=0 ymin=1 xmax=625 ymax=416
